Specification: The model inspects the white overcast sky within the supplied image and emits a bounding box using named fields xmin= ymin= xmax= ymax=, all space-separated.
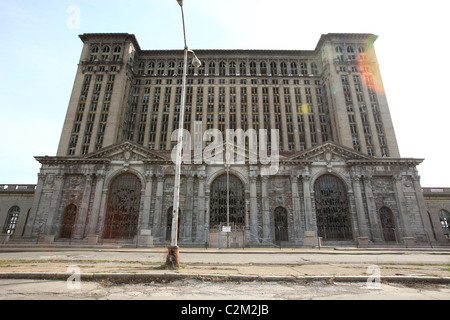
xmin=0 ymin=0 xmax=449 ymax=187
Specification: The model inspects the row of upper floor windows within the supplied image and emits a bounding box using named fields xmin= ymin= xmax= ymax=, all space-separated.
xmin=134 ymin=60 xmax=320 ymax=77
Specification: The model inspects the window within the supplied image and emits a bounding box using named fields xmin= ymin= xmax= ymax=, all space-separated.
xmin=3 ymin=206 xmax=20 ymax=235
xmin=439 ymin=210 xmax=450 ymax=238
xmin=240 ymin=61 xmax=246 ymax=75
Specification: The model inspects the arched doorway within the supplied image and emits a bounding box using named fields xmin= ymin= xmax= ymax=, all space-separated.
xmin=314 ymin=174 xmax=353 ymax=241
xmin=60 ymin=204 xmax=77 ymax=239
xmin=380 ymin=207 xmax=397 ymax=242
xmin=274 ymin=207 xmax=289 ymax=242
xmin=166 ymin=206 xmax=181 ymax=242
xmin=210 ymin=174 xmax=245 ymax=228
xmin=103 ymin=173 xmax=142 ymax=239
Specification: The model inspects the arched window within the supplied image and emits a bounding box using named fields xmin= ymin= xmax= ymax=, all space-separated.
xmin=335 ymin=46 xmax=343 ymax=53
xmin=209 ymin=61 xmax=216 ymax=75
xmin=314 ymin=175 xmax=352 ymax=241
xmin=260 ymin=62 xmax=267 ymax=75
xmin=240 ymin=61 xmax=246 ymax=75
xmin=290 ymin=62 xmax=298 ymax=75
xmin=113 ymin=46 xmax=121 ymax=53
xmin=168 ymin=61 xmax=175 ymax=76
xmin=219 ymin=61 xmax=226 ymax=76
xmin=91 ymin=46 xmax=99 ymax=53
xmin=347 ymin=46 xmax=354 ymax=53
xmin=103 ymin=46 xmax=110 ymax=53
xmin=188 ymin=61 xmax=195 ymax=75
xmin=148 ymin=61 xmax=155 ymax=75
xmin=3 ymin=206 xmax=20 ymax=235
xmin=270 ymin=62 xmax=277 ymax=75
xmin=280 ymin=62 xmax=288 ymax=75
xmin=249 ymin=61 xmax=257 ymax=76
xmin=157 ymin=62 xmax=165 ymax=75
xmin=439 ymin=210 xmax=450 ymax=238
xmin=300 ymin=62 xmax=308 ymax=75
xmin=229 ymin=61 xmax=236 ymax=75
xmin=311 ymin=63 xmax=318 ymax=76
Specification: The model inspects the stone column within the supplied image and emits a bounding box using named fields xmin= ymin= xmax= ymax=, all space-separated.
xmin=249 ymin=173 xmax=258 ymax=243
xmin=45 ymin=175 xmax=65 ymax=236
xmin=182 ymin=173 xmax=194 ymax=242
xmin=141 ymin=171 xmax=154 ymax=230
xmin=392 ymin=174 xmax=413 ymax=238
xmin=411 ymin=172 xmax=436 ymax=242
xmin=96 ymin=189 xmax=108 ymax=238
xmin=302 ymin=173 xmax=316 ymax=232
xmin=24 ymin=173 xmax=46 ymax=238
xmin=74 ymin=174 xmax=94 ymax=239
xmin=351 ymin=174 xmax=370 ymax=238
xmin=290 ymin=173 xmax=303 ymax=242
xmin=261 ymin=176 xmax=271 ymax=241
xmin=196 ymin=174 xmax=206 ymax=242
xmin=87 ymin=173 xmax=105 ymax=236
xmin=362 ymin=175 xmax=383 ymax=242
xmin=205 ymin=187 xmax=211 ymax=243
xmin=152 ymin=173 xmax=165 ymax=240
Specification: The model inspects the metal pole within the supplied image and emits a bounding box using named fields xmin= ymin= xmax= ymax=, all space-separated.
xmin=166 ymin=3 xmax=188 ymax=268
xmin=226 ymin=164 xmax=230 ymax=248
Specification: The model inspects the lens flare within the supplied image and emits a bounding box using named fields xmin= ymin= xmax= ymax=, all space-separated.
xmin=358 ymin=35 xmax=385 ymax=94
xmin=298 ymin=103 xmax=311 ymax=115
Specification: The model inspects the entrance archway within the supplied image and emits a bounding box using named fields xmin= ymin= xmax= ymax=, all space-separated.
xmin=60 ymin=204 xmax=77 ymax=239
xmin=314 ymin=174 xmax=353 ymax=241
xmin=209 ymin=174 xmax=245 ymax=229
xmin=380 ymin=207 xmax=397 ymax=242
xmin=274 ymin=207 xmax=289 ymax=242
xmin=103 ymin=173 xmax=142 ymax=239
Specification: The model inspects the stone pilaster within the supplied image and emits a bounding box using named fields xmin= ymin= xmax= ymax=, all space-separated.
xmin=351 ymin=173 xmax=369 ymax=238
xmin=74 ymin=174 xmax=93 ymax=239
xmin=87 ymin=173 xmax=105 ymax=236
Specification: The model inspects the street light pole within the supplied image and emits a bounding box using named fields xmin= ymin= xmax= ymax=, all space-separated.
xmin=166 ymin=0 xmax=201 ymax=268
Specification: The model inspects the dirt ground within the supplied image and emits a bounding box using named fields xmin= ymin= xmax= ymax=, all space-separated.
xmin=0 ymin=259 xmax=449 ymax=278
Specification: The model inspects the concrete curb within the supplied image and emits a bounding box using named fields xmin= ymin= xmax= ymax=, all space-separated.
xmin=0 ymin=272 xmax=449 ymax=285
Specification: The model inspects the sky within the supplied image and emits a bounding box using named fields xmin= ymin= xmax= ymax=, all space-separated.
xmin=0 ymin=0 xmax=449 ymax=187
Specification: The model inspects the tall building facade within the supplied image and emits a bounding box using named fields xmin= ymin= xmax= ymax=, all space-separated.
xmin=21 ymin=33 xmax=441 ymax=246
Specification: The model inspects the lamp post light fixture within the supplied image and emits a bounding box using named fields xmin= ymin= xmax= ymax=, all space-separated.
xmin=166 ymin=0 xmax=202 ymax=268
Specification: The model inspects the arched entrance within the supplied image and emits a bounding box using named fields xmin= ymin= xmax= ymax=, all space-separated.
xmin=103 ymin=173 xmax=142 ymax=239
xmin=380 ymin=207 xmax=397 ymax=242
xmin=60 ymin=204 xmax=77 ymax=239
xmin=314 ymin=174 xmax=353 ymax=241
xmin=274 ymin=207 xmax=289 ymax=242
xmin=209 ymin=173 xmax=246 ymax=248
xmin=210 ymin=174 xmax=245 ymax=228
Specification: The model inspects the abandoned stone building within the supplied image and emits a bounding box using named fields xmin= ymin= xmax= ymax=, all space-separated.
xmin=1 ymin=33 xmax=448 ymax=247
